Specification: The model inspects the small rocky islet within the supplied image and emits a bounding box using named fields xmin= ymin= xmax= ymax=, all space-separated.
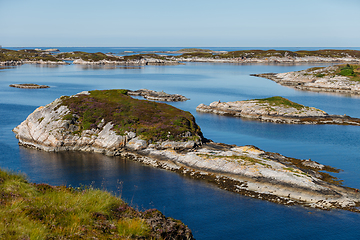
xmin=196 ymin=96 xmax=360 ymax=125
xmin=9 ymin=83 xmax=50 ymax=89
xmin=127 ymin=89 xmax=189 ymax=101
xmin=13 ymin=90 xmax=360 ymax=212
xmin=253 ymin=64 xmax=360 ymax=95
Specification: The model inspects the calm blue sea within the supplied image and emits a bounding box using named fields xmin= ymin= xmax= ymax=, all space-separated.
xmin=1 ymin=47 xmax=360 ymax=239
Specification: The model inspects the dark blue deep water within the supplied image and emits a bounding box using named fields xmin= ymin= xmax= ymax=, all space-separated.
xmin=1 ymin=48 xmax=360 ymax=239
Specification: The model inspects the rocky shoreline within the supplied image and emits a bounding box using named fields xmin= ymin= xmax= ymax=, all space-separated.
xmin=3 ymin=48 xmax=360 ymax=66
xmin=252 ymin=64 xmax=360 ymax=95
xmin=12 ymin=91 xmax=360 ymax=212
xmin=196 ymin=96 xmax=360 ymax=125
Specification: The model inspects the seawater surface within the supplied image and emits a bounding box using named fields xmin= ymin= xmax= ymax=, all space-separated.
xmin=1 ymin=57 xmax=360 ymax=239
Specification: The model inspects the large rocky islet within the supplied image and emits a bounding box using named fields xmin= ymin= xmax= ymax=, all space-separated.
xmin=13 ymin=90 xmax=360 ymax=212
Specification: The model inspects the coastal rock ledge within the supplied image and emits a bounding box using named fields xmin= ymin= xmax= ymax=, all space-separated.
xmin=196 ymin=96 xmax=360 ymax=125
xmin=13 ymin=90 xmax=360 ymax=212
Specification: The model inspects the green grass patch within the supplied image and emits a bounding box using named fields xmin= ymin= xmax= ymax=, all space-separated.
xmin=252 ymin=96 xmax=305 ymax=110
xmin=339 ymin=64 xmax=357 ymax=77
xmin=60 ymin=89 xmax=202 ymax=142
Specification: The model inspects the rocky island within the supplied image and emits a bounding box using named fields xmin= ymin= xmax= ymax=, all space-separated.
xmin=171 ymin=49 xmax=360 ymax=64
xmin=0 ymin=48 xmax=67 ymax=66
xmin=196 ymin=96 xmax=360 ymax=125
xmin=127 ymin=89 xmax=189 ymax=101
xmin=56 ymin=52 xmax=180 ymax=66
xmin=0 ymin=48 xmax=179 ymax=66
xmin=13 ymin=90 xmax=360 ymax=212
xmin=252 ymin=64 xmax=360 ymax=95
xmin=9 ymin=83 xmax=50 ymax=89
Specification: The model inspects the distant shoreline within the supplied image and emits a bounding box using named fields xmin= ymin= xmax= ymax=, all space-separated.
xmin=2 ymin=48 xmax=360 ymax=66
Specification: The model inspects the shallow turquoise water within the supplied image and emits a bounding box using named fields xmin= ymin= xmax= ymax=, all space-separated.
xmin=1 ymin=58 xmax=360 ymax=239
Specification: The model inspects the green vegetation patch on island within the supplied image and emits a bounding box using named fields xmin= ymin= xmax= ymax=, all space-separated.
xmin=60 ymin=89 xmax=202 ymax=142
xmin=302 ymin=64 xmax=360 ymax=82
xmin=0 ymin=169 xmax=193 ymax=239
xmin=252 ymin=96 xmax=306 ymax=110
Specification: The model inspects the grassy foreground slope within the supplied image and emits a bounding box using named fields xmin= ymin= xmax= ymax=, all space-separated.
xmin=0 ymin=169 xmax=193 ymax=239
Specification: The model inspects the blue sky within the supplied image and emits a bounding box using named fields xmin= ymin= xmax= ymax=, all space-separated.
xmin=0 ymin=0 xmax=359 ymax=47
